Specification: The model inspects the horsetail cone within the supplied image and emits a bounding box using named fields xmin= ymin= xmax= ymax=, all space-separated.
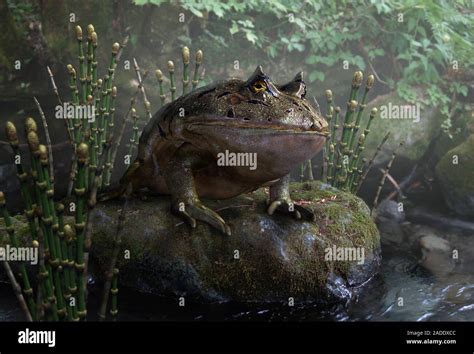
xmin=352 ymin=71 xmax=363 ymax=88
xmin=112 ymin=86 xmax=117 ymax=97
xmin=349 ymin=100 xmax=358 ymax=112
xmin=87 ymin=24 xmax=94 ymax=39
xmin=5 ymin=121 xmax=19 ymax=145
xmin=196 ymin=49 xmax=203 ymax=64
xmin=0 ymin=191 xmax=4 ymax=204
xmin=112 ymin=42 xmax=120 ymax=55
xmin=167 ymin=60 xmax=175 ymax=73
xmin=325 ymin=89 xmax=333 ymax=103
xmin=366 ymin=74 xmax=375 ymax=89
xmin=25 ymin=117 xmax=37 ymax=133
xmin=77 ymin=143 xmax=89 ymax=163
xmin=91 ymin=32 xmax=98 ymax=46
xmin=27 ymin=131 xmax=40 ymax=153
xmin=38 ymin=145 xmax=49 ymax=164
xmin=75 ymin=25 xmax=83 ymax=41
xmin=64 ymin=224 xmax=74 ymax=242
xmin=182 ymin=46 xmax=190 ymax=64
xmin=155 ymin=69 xmax=163 ymax=82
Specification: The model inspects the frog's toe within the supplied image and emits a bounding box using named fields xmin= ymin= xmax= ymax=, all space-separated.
xmin=267 ymin=200 xmax=315 ymax=222
xmin=186 ymin=204 xmax=232 ymax=236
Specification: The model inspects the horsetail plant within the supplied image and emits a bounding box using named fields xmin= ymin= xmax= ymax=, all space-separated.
xmin=168 ymin=60 xmax=176 ymax=101
xmin=133 ymin=58 xmax=152 ymax=122
xmin=155 ymin=69 xmax=166 ymax=107
xmin=192 ymin=49 xmax=203 ymax=90
xmin=74 ymin=142 xmax=89 ymax=320
xmin=182 ymin=46 xmax=190 ymax=95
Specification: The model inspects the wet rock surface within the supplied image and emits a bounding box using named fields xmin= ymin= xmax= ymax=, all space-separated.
xmin=90 ymin=181 xmax=381 ymax=304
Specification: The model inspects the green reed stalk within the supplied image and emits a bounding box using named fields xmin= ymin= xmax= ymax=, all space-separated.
xmin=86 ymin=24 xmax=94 ymax=97
xmin=182 ymin=46 xmax=190 ymax=95
xmin=74 ymin=143 xmax=89 ymax=320
xmin=327 ymin=107 xmax=340 ymax=184
xmin=128 ymin=108 xmax=140 ymax=158
xmin=64 ymin=224 xmax=79 ymax=321
xmin=372 ymin=141 xmax=404 ymax=214
xmin=168 ymin=60 xmax=176 ymax=101
xmin=67 ymin=64 xmax=80 ymax=142
xmin=103 ymin=86 xmax=117 ymax=189
xmin=75 ymin=25 xmax=87 ymax=105
xmin=355 ymin=131 xmax=391 ymax=194
xmin=346 ymin=133 xmax=366 ymax=191
xmin=5 ymin=122 xmax=38 ymax=241
xmin=55 ymin=203 xmax=73 ymax=321
xmin=99 ymin=42 xmax=120 ymax=156
xmin=110 ymin=268 xmax=119 ymax=320
xmin=348 ymin=75 xmax=374 ymax=152
xmin=155 ymin=69 xmax=166 ymax=107
xmin=0 ymin=192 xmax=37 ymax=319
xmin=192 ymin=49 xmax=203 ymax=90
xmin=37 ymin=144 xmax=67 ymax=319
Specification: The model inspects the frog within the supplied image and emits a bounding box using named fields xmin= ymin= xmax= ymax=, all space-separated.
xmin=117 ymin=66 xmax=328 ymax=236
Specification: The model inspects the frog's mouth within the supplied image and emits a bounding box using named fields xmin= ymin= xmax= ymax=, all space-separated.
xmin=186 ymin=116 xmax=329 ymax=137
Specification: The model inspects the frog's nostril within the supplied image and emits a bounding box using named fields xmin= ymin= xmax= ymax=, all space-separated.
xmin=226 ymin=108 xmax=235 ymax=118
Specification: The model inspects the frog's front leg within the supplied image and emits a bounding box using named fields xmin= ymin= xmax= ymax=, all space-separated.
xmin=267 ymin=174 xmax=316 ymax=221
xmin=163 ymin=143 xmax=231 ymax=236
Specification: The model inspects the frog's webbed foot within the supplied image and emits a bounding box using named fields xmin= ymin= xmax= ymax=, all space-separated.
xmin=267 ymin=174 xmax=316 ymax=222
xmin=172 ymin=200 xmax=231 ymax=236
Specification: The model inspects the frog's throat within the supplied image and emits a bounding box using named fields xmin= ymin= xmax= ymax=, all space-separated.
xmin=186 ymin=120 xmax=329 ymax=137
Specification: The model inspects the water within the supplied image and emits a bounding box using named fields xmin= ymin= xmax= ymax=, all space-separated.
xmin=1 ymin=219 xmax=473 ymax=322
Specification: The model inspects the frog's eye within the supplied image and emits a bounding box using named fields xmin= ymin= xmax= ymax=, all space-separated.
xmin=251 ymin=80 xmax=267 ymax=93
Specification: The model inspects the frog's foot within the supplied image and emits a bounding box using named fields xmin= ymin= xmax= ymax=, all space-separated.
xmin=172 ymin=201 xmax=231 ymax=236
xmin=267 ymin=198 xmax=316 ymax=221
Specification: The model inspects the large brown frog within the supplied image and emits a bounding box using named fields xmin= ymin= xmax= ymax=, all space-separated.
xmin=119 ymin=66 xmax=328 ymax=235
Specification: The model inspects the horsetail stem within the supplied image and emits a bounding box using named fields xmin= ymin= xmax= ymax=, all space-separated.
xmin=67 ymin=64 xmax=81 ymax=143
xmin=182 ymin=46 xmax=190 ymax=95
xmin=103 ymin=86 xmax=117 ymax=188
xmin=110 ymin=268 xmax=119 ymax=320
xmin=86 ymin=24 xmax=94 ymax=97
xmin=91 ymin=31 xmax=98 ymax=93
xmin=327 ymin=106 xmax=340 ymax=183
xmin=64 ymin=224 xmax=78 ymax=321
xmin=322 ymin=89 xmax=333 ymax=182
xmin=128 ymin=108 xmax=139 ymax=158
xmin=5 ymin=121 xmax=38 ymax=241
xmin=348 ymin=75 xmax=374 ymax=152
xmin=133 ymin=58 xmax=152 ymax=122
xmin=372 ymin=141 xmax=404 ymax=214
xmin=356 ymin=131 xmax=391 ymax=193
xmin=192 ymin=49 xmax=203 ymax=90
xmin=99 ymin=42 xmax=120 ymax=156
xmin=155 ymin=69 xmax=166 ymax=107
xmin=168 ymin=60 xmax=176 ymax=101
xmin=38 ymin=144 xmax=67 ymax=319
xmin=0 ymin=191 xmax=37 ymax=319
xmin=56 ymin=203 xmax=73 ymax=321
xmin=345 ymin=133 xmax=366 ymax=191
xmin=74 ymin=142 xmax=89 ymax=320
xmin=75 ymin=25 xmax=87 ymax=105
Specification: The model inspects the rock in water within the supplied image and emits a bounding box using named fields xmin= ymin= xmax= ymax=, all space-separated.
xmin=435 ymin=134 xmax=474 ymax=217
xmin=90 ymin=181 xmax=381 ymax=304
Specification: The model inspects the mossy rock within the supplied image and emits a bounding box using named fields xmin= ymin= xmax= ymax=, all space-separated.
xmin=363 ymin=89 xmax=444 ymax=163
xmin=435 ymin=134 xmax=474 ymax=217
xmin=90 ymin=181 xmax=380 ymax=304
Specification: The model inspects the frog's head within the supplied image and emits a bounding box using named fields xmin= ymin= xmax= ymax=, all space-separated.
xmin=179 ymin=66 xmax=329 ymax=178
